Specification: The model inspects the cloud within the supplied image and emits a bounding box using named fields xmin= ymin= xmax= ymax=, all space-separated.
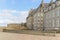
xmin=0 ymin=9 xmax=29 ymax=26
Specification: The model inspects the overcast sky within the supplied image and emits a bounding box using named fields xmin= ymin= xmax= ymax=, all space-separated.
xmin=0 ymin=0 xmax=56 ymax=26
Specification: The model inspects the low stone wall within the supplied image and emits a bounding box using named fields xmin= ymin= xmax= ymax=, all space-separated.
xmin=3 ymin=29 xmax=56 ymax=36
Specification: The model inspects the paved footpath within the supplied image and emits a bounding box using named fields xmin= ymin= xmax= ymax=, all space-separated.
xmin=0 ymin=32 xmax=60 ymax=40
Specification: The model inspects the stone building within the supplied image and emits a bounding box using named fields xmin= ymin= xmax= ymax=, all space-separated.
xmin=6 ymin=23 xmax=27 ymax=30
xmin=44 ymin=0 xmax=60 ymax=30
xmin=26 ymin=0 xmax=60 ymax=31
xmin=26 ymin=9 xmax=35 ymax=29
xmin=33 ymin=0 xmax=44 ymax=30
xmin=7 ymin=23 xmax=21 ymax=30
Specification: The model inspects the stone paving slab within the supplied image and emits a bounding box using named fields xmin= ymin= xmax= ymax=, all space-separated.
xmin=0 ymin=32 xmax=60 ymax=40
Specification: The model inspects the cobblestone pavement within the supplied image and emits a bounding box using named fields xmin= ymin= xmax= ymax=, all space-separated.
xmin=0 ymin=32 xmax=60 ymax=40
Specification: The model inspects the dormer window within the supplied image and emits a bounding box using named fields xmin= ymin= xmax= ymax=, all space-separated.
xmin=44 ymin=6 xmax=48 ymax=12
xmin=48 ymin=6 xmax=51 ymax=10
xmin=55 ymin=1 xmax=60 ymax=6
xmin=44 ymin=7 xmax=47 ymax=12
xmin=52 ymin=4 xmax=55 ymax=8
xmin=41 ymin=9 xmax=43 ymax=12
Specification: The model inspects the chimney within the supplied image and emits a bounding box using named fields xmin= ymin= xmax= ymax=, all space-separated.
xmin=41 ymin=0 xmax=44 ymax=7
xmin=49 ymin=0 xmax=53 ymax=6
xmin=56 ymin=0 xmax=60 ymax=1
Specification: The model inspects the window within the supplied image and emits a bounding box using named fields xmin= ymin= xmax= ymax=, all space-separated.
xmin=38 ymin=13 xmax=40 ymax=16
xmin=44 ymin=7 xmax=48 ymax=12
xmin=56 ymin=19 xmax=59 ymax=27
xmin=49 ymin=6 xmax=51 ymax=10
xmin=41 ymin=13 xmax=43 ymax=16
xmin=52 ymin=11 xmax=55 ymax=17
xmin=38 ymin=20 xmax=40 ymax=22
xmin=55 ymin=9 xmax=59 ymax=17
xmin=52 ymin=19 xmax=55 ymax=27
xmin=49 ymin=12 xmax=51 ymax=18
xmin=45 ymin=14 xmax=47 ymax=19
xmin=47 ymin=13 xmax=49 ymax=19
xmin=59 ymin=8 xmax=60 ymax=16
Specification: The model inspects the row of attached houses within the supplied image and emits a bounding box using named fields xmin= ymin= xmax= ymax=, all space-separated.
xmin=26 ymin=0 xmax=60 ymax=31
